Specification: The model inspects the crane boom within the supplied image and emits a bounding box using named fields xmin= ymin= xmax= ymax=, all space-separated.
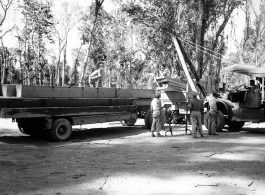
xmin=171 ymin=35 xmax=207 ymax=98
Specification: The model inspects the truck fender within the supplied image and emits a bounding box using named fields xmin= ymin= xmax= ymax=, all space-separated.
xmin=216 ymin=99 xmax=233 ymax=121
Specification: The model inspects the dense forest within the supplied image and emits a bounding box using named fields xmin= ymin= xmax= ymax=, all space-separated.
xmin=0 ymin=0 xmax=264 ymax=88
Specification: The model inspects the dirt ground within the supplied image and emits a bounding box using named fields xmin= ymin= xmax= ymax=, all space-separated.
xmin=1 ymin=119 xmax=265 ymax=195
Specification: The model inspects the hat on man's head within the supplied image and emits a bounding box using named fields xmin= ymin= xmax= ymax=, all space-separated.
xmin=192 ymin=91 xmax=198 ymax=97
xmin=155 ymin=91 xmax=161 ymax=98
xmin=212 ymin=91 xmax=218 ymax=97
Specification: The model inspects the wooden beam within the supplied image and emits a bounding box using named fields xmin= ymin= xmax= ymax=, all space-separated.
xmin=0 ymin=105 xmax=136 ymax=118
xmin=117 ymin=88 xmax=155 ymax=98
xmin=15 ymin=85 xmax=155 ymax=99
xmin=0 ymin=98 xmax=137 ymax=108
xmin=2 ymin=84 xmax=16 ymax=97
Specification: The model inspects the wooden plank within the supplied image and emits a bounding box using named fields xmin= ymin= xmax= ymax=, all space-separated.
xmin=117 ymin=88 xmax=155 ymax=99
xmin=0 ymin=105 xmax=136 ymax=118
xmin=83 ymin=87 xmax=116 ymax=98
xmin=2 ymin=84 xmax=17 ymax=97
xmin=16 ymin=85 xmax=118 ymax=98
xmin=0 ymin=98 xmax=136 ymax=108
xmin=117 ymin=88 xmax=133 ymax=98
xmin=131 ymin=89 xmax=155 ymax=98
xmin=16 ymin=85 xmax=83 ymax=98
xmin=53 ymin=86 xmax=83 ymax=98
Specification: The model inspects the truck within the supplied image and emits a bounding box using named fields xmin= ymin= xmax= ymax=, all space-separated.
xmin=203 ymin=63 xmax=265 ymax=132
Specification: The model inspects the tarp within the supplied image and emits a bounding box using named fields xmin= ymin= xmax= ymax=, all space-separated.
xmin=223 ymin=63 xmax=265 ymax=78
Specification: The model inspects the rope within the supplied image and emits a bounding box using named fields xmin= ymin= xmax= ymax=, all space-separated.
xmin=177 ymin=37 xmax=240 ymax=65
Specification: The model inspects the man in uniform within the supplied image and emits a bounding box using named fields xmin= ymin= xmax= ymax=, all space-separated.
xmin=150 ymin=91 xmax=166 ymax=137
xmin=187 ymin=92 xmax=204 ymax=138
xmin=206 ymin=91 xmax=219 ymax=135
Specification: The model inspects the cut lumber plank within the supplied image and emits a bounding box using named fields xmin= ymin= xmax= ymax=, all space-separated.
xmin=156 ymin=87 xmax=185 ymax=92
xmin=15 ymin=85 xmax=155 ymax=99
xmin=16 ymin=85 xmax=83 ymax=98
xmin=0 ymin=105 xmax=136 ymax=118
xmin=83 ymin=87 xmax=116 ymax=98
xmin=161 ymin=91 xmax=186 ymax=101
xmin=2 ymin=84 xmax=17 ymax=97
xmin=0 ymin=98 xmax=137 ymax=108
xmin=16 ymin=85 xmax=118 ymax=98
xmin=117 ymin=88 xmax=155 ymax=98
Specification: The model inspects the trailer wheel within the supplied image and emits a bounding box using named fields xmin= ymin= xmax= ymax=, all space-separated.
xmin=144 ymin=109 xmax=153 ymax=129
xmin=50 ymin=118 xmax=72 ymax=142
xmin=204 ymin=111 xmax=226 ymax=132
xmin=120 ymin=117 xmax=137 ymax=126
xmin=17 ymin=119 xmax=30 ymax=135
xmin=227 ymin=121 xmax=245 ymax=131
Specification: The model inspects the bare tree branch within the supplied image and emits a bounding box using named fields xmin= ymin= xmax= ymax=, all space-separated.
xmin=0 ymin=24 xmax=16 ymax=38
xmin=0 ymin=0 xmax=13 ymax=26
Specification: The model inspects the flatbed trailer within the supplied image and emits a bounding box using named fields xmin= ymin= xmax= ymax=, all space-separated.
xmin=0 ymin=84 xmax=155 ymax=142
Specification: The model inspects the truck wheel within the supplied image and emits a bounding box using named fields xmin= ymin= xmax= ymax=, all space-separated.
xmin=227 ymin=121 xmax=245 ymax=131
xmin=50 ymin=118 xmax=72 ymax=142
xmin=120 ymin=117 xmax=137 ymax=126
xmin=144 ymin=109 xmax=153 ymax=129
xmin=204 ymin=111 xmax=226 ymax=132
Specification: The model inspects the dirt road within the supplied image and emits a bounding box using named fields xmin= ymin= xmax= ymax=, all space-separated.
xmin=1 ymin=118 xmax=265 ymax=195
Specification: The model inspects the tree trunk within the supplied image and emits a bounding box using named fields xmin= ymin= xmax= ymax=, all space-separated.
xmin=195 ymin=0 xmax=205 ymax=78
xmin=62 ymin=40 xmax=67 ymax=86
xmin=1 ymin=39 xmax=6 ymax=84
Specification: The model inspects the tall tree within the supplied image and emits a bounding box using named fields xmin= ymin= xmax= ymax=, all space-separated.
xmin=121 ymin=0 xmax=243 ymax=79
xmin=80 ymin=0 xmax=104 ymax=86
xmin=53 ymin=2 xmax=82 ymax=86
xmin=19 ymin=0 xmax=54 ymax=85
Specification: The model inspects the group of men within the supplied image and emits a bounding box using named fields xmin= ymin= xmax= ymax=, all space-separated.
xmin=150 ymin=90 xmax=219 ymax=138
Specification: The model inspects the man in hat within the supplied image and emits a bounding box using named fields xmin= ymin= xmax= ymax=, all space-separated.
xmin=187 ymin=91 xmax=204 ymax=138
xmin=206 ymin=91 xmax=219 ymax=135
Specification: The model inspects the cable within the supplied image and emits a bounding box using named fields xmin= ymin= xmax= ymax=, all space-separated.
xmin=178 ymin=37 xmax=240 ymax=65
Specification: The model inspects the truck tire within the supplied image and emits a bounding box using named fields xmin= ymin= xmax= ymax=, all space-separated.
xmin=50 ymin=118 xmax=72 ymax=142
xmin=120 ymin=117 xmax=138 ymax=126
xmin=144 ymin=109 xmax=153 ymax=129
xmin=204 ymin=111 xmax=226 ymax=132
xmin=227 ymin=121 xmax=245 ymax=131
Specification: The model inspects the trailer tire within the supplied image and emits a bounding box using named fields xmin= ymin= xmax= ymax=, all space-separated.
xmin=204 ymin=111 xmax=226 ymax=132
xmin=144 ymin=109 xmax=153 ymax=129
xmin=17 ymin=119 xmax=30 ymax=135
xmin=51 ymin=118 xmax=72 ymax=142
xmin=120 ymin=117 xmax=137 ymax=126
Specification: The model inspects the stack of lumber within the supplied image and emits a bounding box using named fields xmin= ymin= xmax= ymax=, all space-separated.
xmin=0 ymin=84 xmax=156 ymax=119
xmin=156 ymin=77 xmax=186 ymax=92
xmin=0 ymin=84 xmax=156 ymax=99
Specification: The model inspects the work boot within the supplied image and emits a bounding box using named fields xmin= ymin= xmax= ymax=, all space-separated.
xmin=155 ymin=132 xmax=162 ymax=137
xmin=192 ymin=134 xmax=197 ymax=138
xmin=151 ymin=133 xmax=155 ymax=137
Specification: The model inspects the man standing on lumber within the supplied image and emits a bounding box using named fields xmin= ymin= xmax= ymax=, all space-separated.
xmin=89 ymin=68 xmax=103 ymax=87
